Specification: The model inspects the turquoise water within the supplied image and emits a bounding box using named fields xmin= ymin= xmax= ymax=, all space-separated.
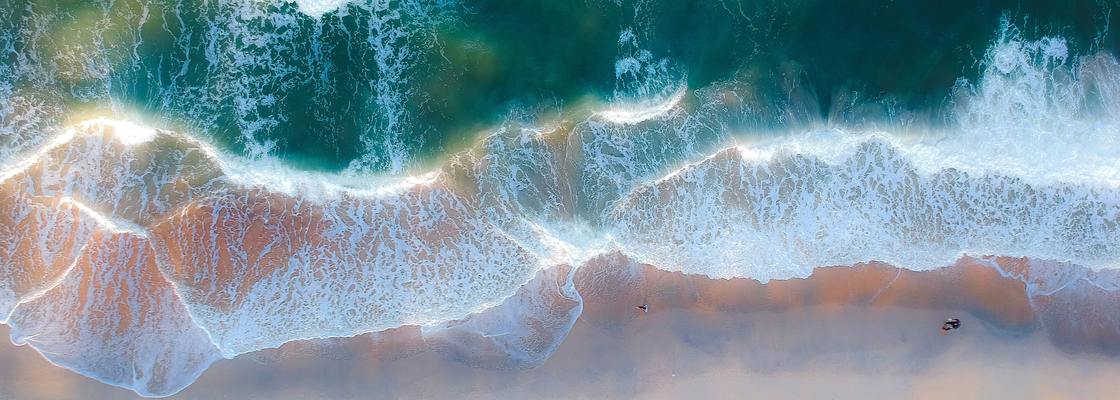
xmin=5 ymin=1 xmax=1120 ymax=397
xmin=2 ymin=0 xmax=1115 ymax=172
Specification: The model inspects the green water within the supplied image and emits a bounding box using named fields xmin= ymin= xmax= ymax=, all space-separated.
xmin=1 ymin=0 xmax=1116 ymax=172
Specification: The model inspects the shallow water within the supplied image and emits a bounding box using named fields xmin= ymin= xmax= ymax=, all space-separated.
xmin=2 ymin=258 xmax=1119 ymax=399
xmin=2 ymin=0 xmax=1120 ymax=397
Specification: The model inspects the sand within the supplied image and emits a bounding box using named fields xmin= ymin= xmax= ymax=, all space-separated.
xmin=1 ymin=257 xmax=1119 ymax=399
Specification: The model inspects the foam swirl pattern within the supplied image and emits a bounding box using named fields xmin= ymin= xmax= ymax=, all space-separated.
xmin=2 ymin=10 xmax=1120 ymax=397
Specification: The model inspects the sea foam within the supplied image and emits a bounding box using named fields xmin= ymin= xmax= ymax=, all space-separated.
xmin=1 ymin=16 xmax=1120 ymax=397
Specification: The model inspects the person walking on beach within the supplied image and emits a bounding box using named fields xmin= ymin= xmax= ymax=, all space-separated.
xmin=941 ymin=318 xmax=961 ymax=334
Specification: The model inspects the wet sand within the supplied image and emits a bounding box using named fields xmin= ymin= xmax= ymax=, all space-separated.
xmin=2 ymin=257 xmax=1118 ymax=399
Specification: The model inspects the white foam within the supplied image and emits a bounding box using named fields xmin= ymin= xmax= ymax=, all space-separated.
xmin=80 ymin=118 xmax=157 ymax=146
xmin=58 ymin=197 xmax=150 ymax=237
xmin=7 ymin=232 xmax=221 ymax=397
xmin=422 ymin=265 xmax=581 ymax=368
xmin=606 ymin=27 xmax=688 ymax=126
xmin=149 ymin=183 xmax=543 ymax=357
xmin=609 ymin=139 xmax=1120 ymax=281
xmin=3 ymin=16 xmax=1120 ymax=397
xmin=912 ymin=20 xmax=1120 ymax=188
xmin=597 ymin=88 xmax=687 ymax=125
xmin=293 ymin=0 xmax=352 ymax=18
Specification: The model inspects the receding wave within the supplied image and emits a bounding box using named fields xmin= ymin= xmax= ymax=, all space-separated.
xmin=2 ymin=14 xmax=1120 ymax=397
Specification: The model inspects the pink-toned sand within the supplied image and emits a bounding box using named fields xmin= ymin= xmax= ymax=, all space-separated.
xmin=2 ymin=257 xmax=1119 ymax=399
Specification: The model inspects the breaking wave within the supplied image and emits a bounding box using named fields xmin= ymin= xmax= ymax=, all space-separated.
xmin=0 ymin=0 xmax=460 ymax=172
xmin=2 ymin=9 xmax=1120 ymax=398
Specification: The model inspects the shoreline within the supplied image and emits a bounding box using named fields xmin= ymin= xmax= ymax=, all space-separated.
xmin=2 ymin=256 xmax=1118 ymax=399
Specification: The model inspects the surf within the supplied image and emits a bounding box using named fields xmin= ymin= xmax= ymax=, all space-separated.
xmin=2 ymin=5 xmax=1120 ymax=397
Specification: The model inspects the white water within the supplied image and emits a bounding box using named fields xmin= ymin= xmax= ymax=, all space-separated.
xmin=0 ymin=0 xmax=459 ymax=174
xmin=1 ymin=20 xmax=1120 ymax=397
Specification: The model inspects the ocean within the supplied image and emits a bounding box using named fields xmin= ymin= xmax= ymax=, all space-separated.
xmin=1 ymin=0 xmax=1119 ymax=397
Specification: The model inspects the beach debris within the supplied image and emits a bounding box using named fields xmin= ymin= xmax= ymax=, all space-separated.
xmin=636 ymin=304 xmax=649 ymax=313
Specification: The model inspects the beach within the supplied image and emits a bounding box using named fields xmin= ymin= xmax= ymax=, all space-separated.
xmin=3 ymin=256 xmax=1118 ymax=399
xmin=3 ymin=1 xmax=1120 ymax=397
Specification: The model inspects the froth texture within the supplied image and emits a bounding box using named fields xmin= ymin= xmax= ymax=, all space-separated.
xmin=3 ymin=13 xmax=1120 ymax=397
xmin=8 ymin=232 xmax=220 ymax=397
xmin=610 ymin=141 xmax=1120 ymax=281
